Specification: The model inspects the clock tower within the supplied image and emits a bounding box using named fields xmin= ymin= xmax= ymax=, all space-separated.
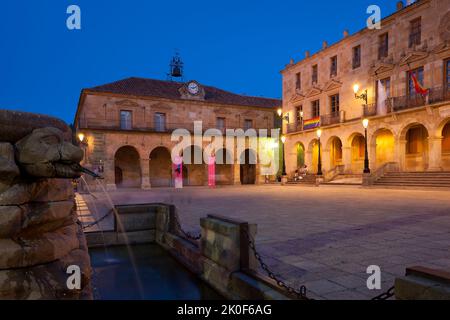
xmin=179 ymin=80 xmax=206 ymax=100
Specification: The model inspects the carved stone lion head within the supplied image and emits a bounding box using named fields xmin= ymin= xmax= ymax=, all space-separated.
xmin=15 ymin=127 xmax=84 ymax=178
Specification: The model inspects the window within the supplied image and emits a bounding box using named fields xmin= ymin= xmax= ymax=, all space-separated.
xmin=311 ymin=100 xmax=320 ymax=118
xmin=216 ymin=117 xmax=225 ymax=131
xmin=445 ymin=59 xmax=450 ymax=93
xmin=352 ymin=45 xmax=361 ymax=69
xmin=376 ymin=77 xmax=391 ymax=106
xmin=154 ymin=112 xmax=166 ymax=132
xmin=408 ymin=67 xmax=424 ymax=98
xmin=120 ymin=110 xmax=132 ymax=130
xmin=330 ymin=94 xmax=340 ymax=114
xmin=330 ymin=56 xmax=338 ymax=77
xmin=409 ymin=18 xmax=421 ymax=48
xmin=312 ymin=65 xmax=318 ymax=84
xmin=378 ymin=33 xmax=389 ymax=59
xmin=295 ymin=106 xmax=303 ymax=123
xmin=244 ymin=119 xmax=253 ymax=130
xmin=295 ymin=72 xmax=301 ymax=90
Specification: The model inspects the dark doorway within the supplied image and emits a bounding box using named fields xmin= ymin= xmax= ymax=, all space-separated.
xmin=240 ymin=149 xmax=256 ymax=185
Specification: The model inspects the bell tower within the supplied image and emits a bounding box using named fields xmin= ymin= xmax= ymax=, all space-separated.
xmin=167 ymin=51 xmax=184 ymax=82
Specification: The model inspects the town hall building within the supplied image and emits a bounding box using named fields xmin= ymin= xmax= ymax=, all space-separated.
xmin=74 ymin=77 xmax=280 ymax=190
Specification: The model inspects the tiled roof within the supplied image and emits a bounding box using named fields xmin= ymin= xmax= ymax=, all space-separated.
xmin=87 ymin=77 xmax=281 ymax=109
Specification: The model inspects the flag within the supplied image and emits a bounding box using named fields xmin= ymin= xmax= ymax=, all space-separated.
xmin=411 ymin=73 xmax=429 ymax=97
xmin=303 ymin=117 xmax=320 ymax=130
xmin=377 ymin=80 xmax=388 ymax=115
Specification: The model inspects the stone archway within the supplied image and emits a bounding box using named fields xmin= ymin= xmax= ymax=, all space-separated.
xmin=373 ymin=128 xmax=395 ymax=169
xmin=183 ymin=145 xmax=205 ymax=186
xmin=327 ymin=136 xmax=343 ymax=169
xmin=114 ymin=146 xmax=141 ymax=188
xmin=308 ymin=139 xmax=319 ymax=174
xmin=295 ymin=142 xmax=306 ymax=168
xmin=240 ymin=149 xmax=257 ymax=185
xmin=402 ymin=124 xmax=429 ymax=171
xmin=442 ymin=120 xmax=450 ymax=170
xmin=215 ymin=148 xmax=234 ymax=185
xmin=149 ymin=146 xmax=172 ymax=187
xmin=350 ymin=134 xmax=365 ymax=174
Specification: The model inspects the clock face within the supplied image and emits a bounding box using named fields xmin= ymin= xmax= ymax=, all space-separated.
xmin=187 ymin=82 xmax=199 ymax=95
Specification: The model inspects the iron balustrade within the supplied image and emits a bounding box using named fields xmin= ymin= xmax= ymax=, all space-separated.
xmin=320 ymin=112 xmax=340 ymax=126
xmin=77 ymin=118 xmax=276 ymax=135
xmin=363 ymin=103 xmax=378 ymax=117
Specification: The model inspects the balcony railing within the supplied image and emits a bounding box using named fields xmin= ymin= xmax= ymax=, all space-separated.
xmin=77 ymin=119 xmax=275 ymax=135
xmin=391 ymin=87 xmax=449 ymax=112
xmin=286 ymin=123 xmax=303 ymax=134
xmin=320 ymin=112 xmax=340 ymax=126
xmin=363 ymin=103 xmax=378 ymax=117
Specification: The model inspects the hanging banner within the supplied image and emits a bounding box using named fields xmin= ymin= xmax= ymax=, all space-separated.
xmin=173 ymin=156 xmax=183 ymax=189
xmin=208 ymin=155 xmax=216 ymax=188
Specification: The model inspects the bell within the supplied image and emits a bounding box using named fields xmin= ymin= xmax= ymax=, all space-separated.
xmin=172 ymin=66 xmax=182 ymax=77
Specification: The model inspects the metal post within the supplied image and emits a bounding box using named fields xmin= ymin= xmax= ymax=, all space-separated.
xmin=317 ymin=138 xmax=323 ymax=176
xmin=364 ymin=127 xmax=371 ymax=174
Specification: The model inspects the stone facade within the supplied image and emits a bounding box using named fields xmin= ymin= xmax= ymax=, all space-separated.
xmin=281 ymin=0 xmax=450 ymax=179
xmin=74 ymin=78 xmax=280 ymax=189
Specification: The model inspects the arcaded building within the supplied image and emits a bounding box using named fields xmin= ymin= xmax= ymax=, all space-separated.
xmin=281 ymin=0 xmax=450 ymax=183
xmin=74 ymin=77 xmax=280 ymax=189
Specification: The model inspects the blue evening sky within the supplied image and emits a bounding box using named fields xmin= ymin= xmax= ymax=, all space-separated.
xmin=0 ymin=0 xmax=397 ymax=124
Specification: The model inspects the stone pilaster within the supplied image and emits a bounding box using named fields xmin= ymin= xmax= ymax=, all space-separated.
xmin=427 ymin=136 xmax=443 ymax=172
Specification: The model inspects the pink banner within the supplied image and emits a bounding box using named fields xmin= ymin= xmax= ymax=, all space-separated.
xmin=173 ymin=156 xmax=183 ymax=188
xmin=208 ymin=156 xmax=216 ymax=188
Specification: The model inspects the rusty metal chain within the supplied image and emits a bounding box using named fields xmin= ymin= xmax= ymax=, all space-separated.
xmin=371 ymin=286 xmax=395 ymax=300
xmin=173 ymin=211 xmax=202 ymax=241
xmin=243 ymin=228 xmax=310 ymax=300
xmin=81 ymin=209 xmax=113 ymax=230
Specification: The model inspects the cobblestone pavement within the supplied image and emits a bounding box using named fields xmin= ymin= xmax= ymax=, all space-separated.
xmin=78 ymin=185 xmax=450 ymax=300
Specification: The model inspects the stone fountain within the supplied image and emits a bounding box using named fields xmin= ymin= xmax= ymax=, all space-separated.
xmin=0 ymin=110 xmax=92 ymax=299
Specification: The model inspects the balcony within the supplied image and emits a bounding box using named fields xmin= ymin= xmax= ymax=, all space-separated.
xmin=286 ymin=123 xmax=303 ymax=134
xmin=363 ymin=103 xmax=378 ymax=117
xmin=391 ymin=87 xmax=449 ymax=112
xmin=76 ymin=119 xmax=275 ymax=136
xmin=320 ymin=112 xmax=340 ymax=126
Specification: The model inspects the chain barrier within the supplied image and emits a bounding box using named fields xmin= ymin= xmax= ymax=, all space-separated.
xmin=173 ymin=211 xmax=202 ymax=241
xmin=242 ymin=228 xmax=311 ymax=300
xmin=81 ymin=209 xmax=114 ymax=230
xmin=371 ymin=286 xmax=395 ymax=300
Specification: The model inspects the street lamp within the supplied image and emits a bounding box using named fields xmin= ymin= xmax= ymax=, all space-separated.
xmin=316 ymin=129 xmax=323 ymax=176
xmin=353 ymin=84 xmax=368 ymax=105
xmin=78 ymin=133 xmax=85 ymax=143
xmin=362 ymin=119 xmax=370 ymax=174
xmin=281 ymin=135 xmax=287 ymax=176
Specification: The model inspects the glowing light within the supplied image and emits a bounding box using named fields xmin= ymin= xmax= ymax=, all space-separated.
xmin=277 ymin=108 xmax=283 ymax=117
xmin=353 ymin=84 xmax=360 ymax=94
xmin=363 ymin=118 xmax=369 ymax=129
xmin=281 ymin=135 xmax=287 ymax=144
xmin=316 ymin=129 xmax=322 ymax=138
xmin=78 ymin=133 xmax=85 ymax=142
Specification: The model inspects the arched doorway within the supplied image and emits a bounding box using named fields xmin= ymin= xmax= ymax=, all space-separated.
xmin=183 ymin=145 xmax=205 ymax=186
xmin=215 ymin=148 xmax=233 ymax=185
xmin=308 ymin=139 xmax=319 ymax=174
xmin=240 ymin=149 xmax=256 ymax=185
xmin=374 ymin=129 xmax=395 ymax=168
xmin=442 ymin=121 xmax=450 ymax=170
xmin=404 ymin=124 xmax=429 ymax=171
xmin=149 ymin=147 xmax=172 ymax=187
xmin=328 ymin=137 xmax=343 ymax=169
xmin=296 ymin=143 xmax=305 ymax=168
xmin=350 ymin=134 xmax=365 ymax=173
xmin=114 ymin=146 xmax=141 ymax=188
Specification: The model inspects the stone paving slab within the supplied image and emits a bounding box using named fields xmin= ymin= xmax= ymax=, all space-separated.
xmin=77 ymin=185 xmax=450 ymax=300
